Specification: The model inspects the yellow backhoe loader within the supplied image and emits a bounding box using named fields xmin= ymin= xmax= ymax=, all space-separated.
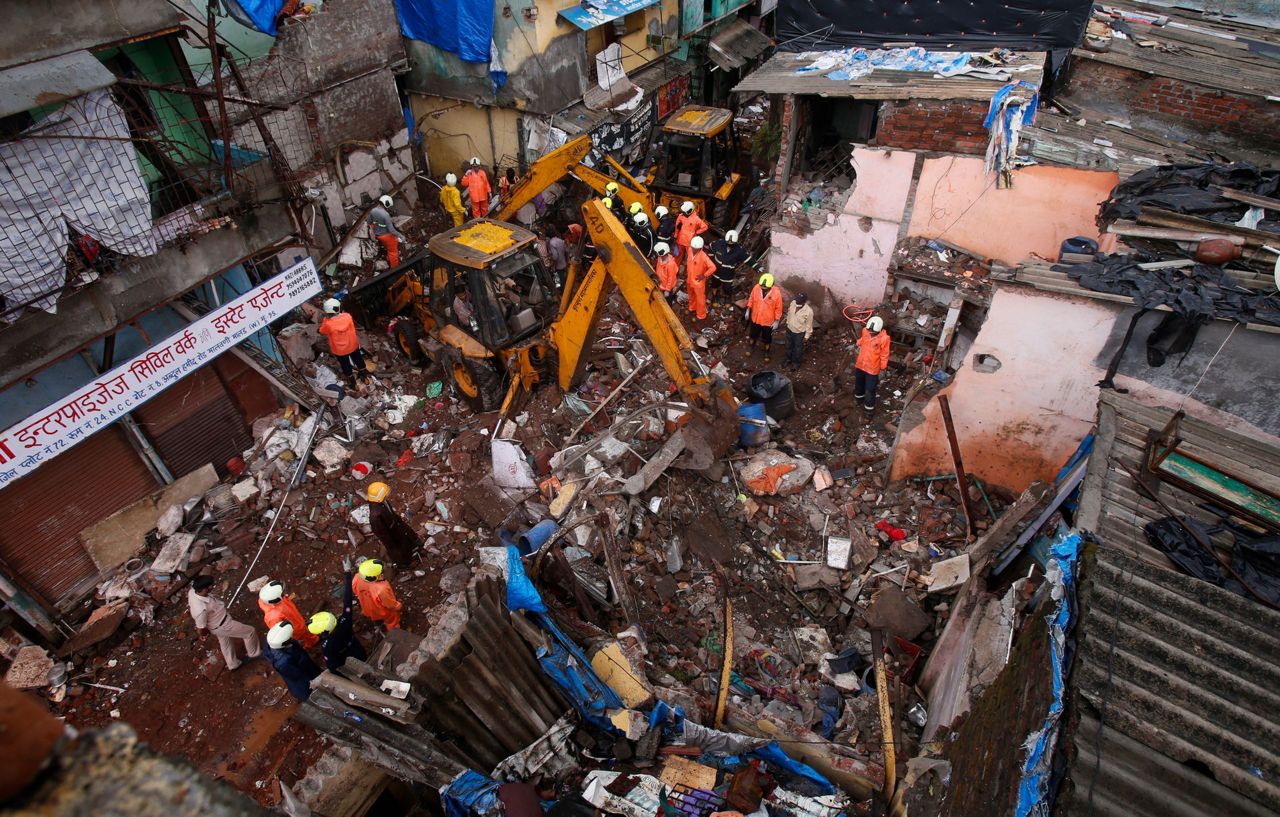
xmin=345 ymin=200 xmax=737 ymax=456
xmin=494 ymin=105 xmax=748 ymax=228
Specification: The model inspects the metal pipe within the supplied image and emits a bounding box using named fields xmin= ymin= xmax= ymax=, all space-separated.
xmin=937 ymin=394 xmax=978 ymax=540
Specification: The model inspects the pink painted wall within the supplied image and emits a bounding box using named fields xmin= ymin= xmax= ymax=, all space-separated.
xmin=890 ymin=286 xmax=1280 ymax=491
xmin=769 ymin=148 xmax=916 ymax=305
xmin=906 ymin=157 xmax=1119 ymax=264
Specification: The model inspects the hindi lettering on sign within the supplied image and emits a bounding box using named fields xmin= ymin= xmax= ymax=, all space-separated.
xmin=0 ymin=258 xmax=321 ymax=489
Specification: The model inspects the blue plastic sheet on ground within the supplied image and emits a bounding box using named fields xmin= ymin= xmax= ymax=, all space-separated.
xmin=506 ymin=545 xmax=547 ymax=614
xmin=1014 ymin=528 xmax=1081 ymax=817
xmin=442 ymin=770 xmax=502 ymax=817
xmin=224 ymin=0 xmax=285 ymax=35
xmin=749 ymin=742 xmax=836 ymax=795
xmin=393 ymin=0 xmax=493 ymax=63
xmin=530 ymin=612 xmax=624 ymax=729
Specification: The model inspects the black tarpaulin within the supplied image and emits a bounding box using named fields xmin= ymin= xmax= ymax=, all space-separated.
xmin=776 ymin=0 xmax=1092 ymax=52
xmin=1098 ymin=162 xmax=1280 ymax=230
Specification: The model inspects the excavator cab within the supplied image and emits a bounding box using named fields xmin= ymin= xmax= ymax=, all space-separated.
xmin=652 ymin=105 xmax=746 ymax=226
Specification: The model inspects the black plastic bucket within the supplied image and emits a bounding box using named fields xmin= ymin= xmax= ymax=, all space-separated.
xmin=748 ymin=371 xmax=795 ymax=420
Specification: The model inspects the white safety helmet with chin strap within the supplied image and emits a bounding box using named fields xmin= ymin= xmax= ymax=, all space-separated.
xmin=469 ymin=157 xmax=481 ymax=166
xmin=445 ymin=173 xmax=458 ymax=185
xmin=867 ymin=316 xmax=885 ymax=333
xmin=267 ymin=621 xmax=294 ymax=649
xmin=258 ymin=580 xmax=284 ymax=603
xmin=379 ymin=195 xmax=393 ymax=209
xmin=632 ymin=212 xmax=649 ymax=227
xmin=691 ymin=236 xmax=704 ymax=250
xmin=654 ymin=242 xmax=670 ymax=256
xmin=323 ymin=298 xmax=341 ymax=315
xmin=680 ymin=201 xmax=695 ymax=215
xmin=725 ymin=230 xmax=739 ymax=243
xmin=654 ymin=205 xmax=669 ymax=219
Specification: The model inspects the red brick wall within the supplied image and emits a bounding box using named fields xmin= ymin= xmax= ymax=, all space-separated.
xmin=1065 ymin=59 xmax=1280 ymax=151
xmin=871 ymin=99 xmax=991 ymax=155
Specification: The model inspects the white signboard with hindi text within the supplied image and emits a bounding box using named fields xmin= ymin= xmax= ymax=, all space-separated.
xmin=0 ymin=258 xmax=321 ymax=488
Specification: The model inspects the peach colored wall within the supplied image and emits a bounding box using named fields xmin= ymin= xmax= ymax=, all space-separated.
xmin=906 ymin=157 xmax=1119 ymax=264
xmin=890 ymin=285 xmax=1280 ymax=491
xmin=769 ymin=148 xmax=917 ymax=305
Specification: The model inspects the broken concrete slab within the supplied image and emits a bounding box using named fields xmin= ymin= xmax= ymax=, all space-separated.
xmin=740 ymin=451 xmax=815 ymax=496
xmin=230 ymin=479 xmax=260 ymax=503
xmin=312 ymin=438 xmax=352 ymax=471
xmin=864 ymin=585 xmax=932 ymax=641
xmin=278 ymin=322 xmax=321 ymax=366
xmin=625 ymin=430 xmax=686 ymax=496
xmin=791 ymin=626 xmax=834 ymax=665
xmin=150 ymin=533 xmax=196 ymax=575
xmin=438 ymin=564 xmax=472 ymax=596
xmin=926 ymin=554 xmax=971 ymax=593
xmin=58 ymin=601 xmax=129 ymax=656
xmin=792 ymin=564 xmax=844 ymax=591
xmin=5 ymin=646 xmax=54 ymax=689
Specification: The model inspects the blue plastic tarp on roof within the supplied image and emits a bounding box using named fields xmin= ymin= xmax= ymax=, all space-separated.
xmin=393 ymin=0 xmax=493 ymax=63
xmin=558 ymin=0 xmax=662 ymax=30
xmin=532 ymin=612 xmax=624 ymax=729
xmin=224 ymin=0 xmax=286 ymax=35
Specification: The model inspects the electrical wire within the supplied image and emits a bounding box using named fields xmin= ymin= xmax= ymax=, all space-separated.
xmin=1176 ymin=321 xmax=1238 ymax=413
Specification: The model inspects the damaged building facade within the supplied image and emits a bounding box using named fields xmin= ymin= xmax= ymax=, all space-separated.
xmin=0 ymin=0 xmax=414 ymax=637
xmin=2 ymin=1 xmax=1280 ymax=817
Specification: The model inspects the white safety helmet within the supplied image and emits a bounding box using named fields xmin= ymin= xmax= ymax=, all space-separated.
xmin=867 ymin=316 xmax=885 ymax=333
xmin=632 ymin=213 xmax=649 ymax=227
xmin=445 ymin=173 xmax=457 ymax=185
xmin=379 ymin=195 xmax=393 ymax=209
xmin=680 ymin=201 xmax=695 ymax=215
xmin=726 ymin=230 xmax=739 ymax=243
xmin=323 ymin=298 xmax=341 ymax=315
xmin=654 ymin=242 xmax=670 ymax=256
xmin=258 ymin=580 xmax=284 ymax=603
xmin=655 ymin=205 xmax=669 ymax=219
xmin=469 ymin=157 xmax=481 ymax=166
xmin=266 ymin=621 xmax=294 ymax=649
xmin=691 ymin=236 xmax=704 ymax=250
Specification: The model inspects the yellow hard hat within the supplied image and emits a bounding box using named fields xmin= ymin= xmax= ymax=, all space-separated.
xmin=759 ymin=273 xmax=774 ymax=288
xmin=359 ymin=558 xmax=385 ymax=579
xmin=605 ymin=182 xmax=619 ymax=195
xmin=628 ymin=202 xmax=643 ymax=215
xmin=601 ymin=197 xmax=614 ymax=209
xmin=308 ymin=611 xmax=337 ymax=635
xmin=367 ymin=482 xmax=389 ymax=503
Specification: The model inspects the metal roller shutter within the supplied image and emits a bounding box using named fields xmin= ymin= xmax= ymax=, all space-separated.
xmin=133 ymin=365 xmax=254 ymax=479
xmin=0 ymin=426 xmax=158 ymax=609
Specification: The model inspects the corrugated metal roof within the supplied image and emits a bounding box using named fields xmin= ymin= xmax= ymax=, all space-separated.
xmin=708 ymin=18 xmax=773 ymax=71
xmin=0 ymin=51 xmax=115 ymax=119
xmin=1061 ymin=546 xmax=1280 ymax=815
xmin=731 ymin=50 xmax=1045 ymax=99
xmin=1065 ymin=391 xmax=1280 ymax=814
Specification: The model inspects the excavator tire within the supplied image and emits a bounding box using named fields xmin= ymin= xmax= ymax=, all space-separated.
xmin=393 ymin=320 xmax=425 ymax=365
xmin=451 ymin=358 xmax=504 ymax=413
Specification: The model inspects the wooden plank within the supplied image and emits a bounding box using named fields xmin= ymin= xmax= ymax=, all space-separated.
xmin=1157 ymin=452 xmax=1280 ymax=527
xmin=1218 ymin=187 xmax=1280 ymax=211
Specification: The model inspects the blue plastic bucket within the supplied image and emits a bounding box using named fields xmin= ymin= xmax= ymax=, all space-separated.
xmin=738 ymin=403 xmax=770 ymax=448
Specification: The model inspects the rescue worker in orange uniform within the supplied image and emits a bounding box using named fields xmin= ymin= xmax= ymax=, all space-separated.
xmin=461 ymin=158 xmax=492 ymax=218
xmin=745 ymin=273 xmax=784 ymax=362
xmin=674 ymin=201 xmax=708 ymax=264
xmin=369 ymin=195 xmax=405 ymax=266
xmin=854 ymin=316 xmax=891 ymax=412
xmin=352 ymin=558 xmax=402 ymax=630
xmin=258 ymin=580 xmax=318 ymax=648
xmin=320 ymin=298 xmax=372 ymax=389
xmin=685 ymin=235 xmax=716 ymax=322
xmin=653 ymin=242 xmax=678 ymax=304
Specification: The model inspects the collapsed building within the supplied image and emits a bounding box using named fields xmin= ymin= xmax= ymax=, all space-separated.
xmin=3 ymin=1 xmax=1279 ymax=817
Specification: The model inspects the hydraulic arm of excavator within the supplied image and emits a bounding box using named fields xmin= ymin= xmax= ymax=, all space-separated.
xmin=548 ymin=199 xmax=736 ymax=419
xmin=494 ymin=136 xmax=655 ymax=224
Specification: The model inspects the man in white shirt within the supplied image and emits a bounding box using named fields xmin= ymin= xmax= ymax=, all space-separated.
xmin=188 ymin=575 xmax=260 ymax=670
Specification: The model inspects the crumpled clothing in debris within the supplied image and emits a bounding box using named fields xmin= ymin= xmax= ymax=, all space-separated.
xmin=1144 ymin=517 xmax=1280 ymax=607
xmin=1098 ymin=162 xmax=1280 ymax=234
xmin=1063 ymin=254 xmax=1280 ymax=325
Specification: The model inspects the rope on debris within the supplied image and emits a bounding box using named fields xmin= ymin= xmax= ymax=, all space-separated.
xmin=1177 ymin=321 xmax=1238 ymax=412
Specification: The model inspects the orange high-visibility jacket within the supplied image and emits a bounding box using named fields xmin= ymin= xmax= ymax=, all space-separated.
xmin=655 ymin=255 xmax=679 ymax=291
xmin=259 ymin=596 xmax=318 ymax=646
xmin=747 ymin=285 xmax=783 ymax=326
xmin=686 ymin=249 xmax=716 ymax=288
xmin=461 ymin=169 xmax=491 ymax=204
xmin=319 ymin=313 xmax=359 ymax=356
xmin=855 ymin=328 xmax=891 ymax=375
xmin=352 ymin=574 xmax=402 ymax=628
xmin=675 ymin=212 xmax=708 ymax=246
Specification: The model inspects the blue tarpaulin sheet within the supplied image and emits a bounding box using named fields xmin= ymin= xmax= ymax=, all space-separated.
xmin=394 ymin=0 xmax=493 ymax=63
xmin=558 ymin=0 xmax=662 ymax=30
xmin=442 ymin=770 xmax=501 ymax=817
xmin=1014 ymin=528 xmax=1081 ymax=817
xmin=532 ymin=613 xmax=624 ymax=729
xmin=225 ymin=0 xmax=285 ymax=35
